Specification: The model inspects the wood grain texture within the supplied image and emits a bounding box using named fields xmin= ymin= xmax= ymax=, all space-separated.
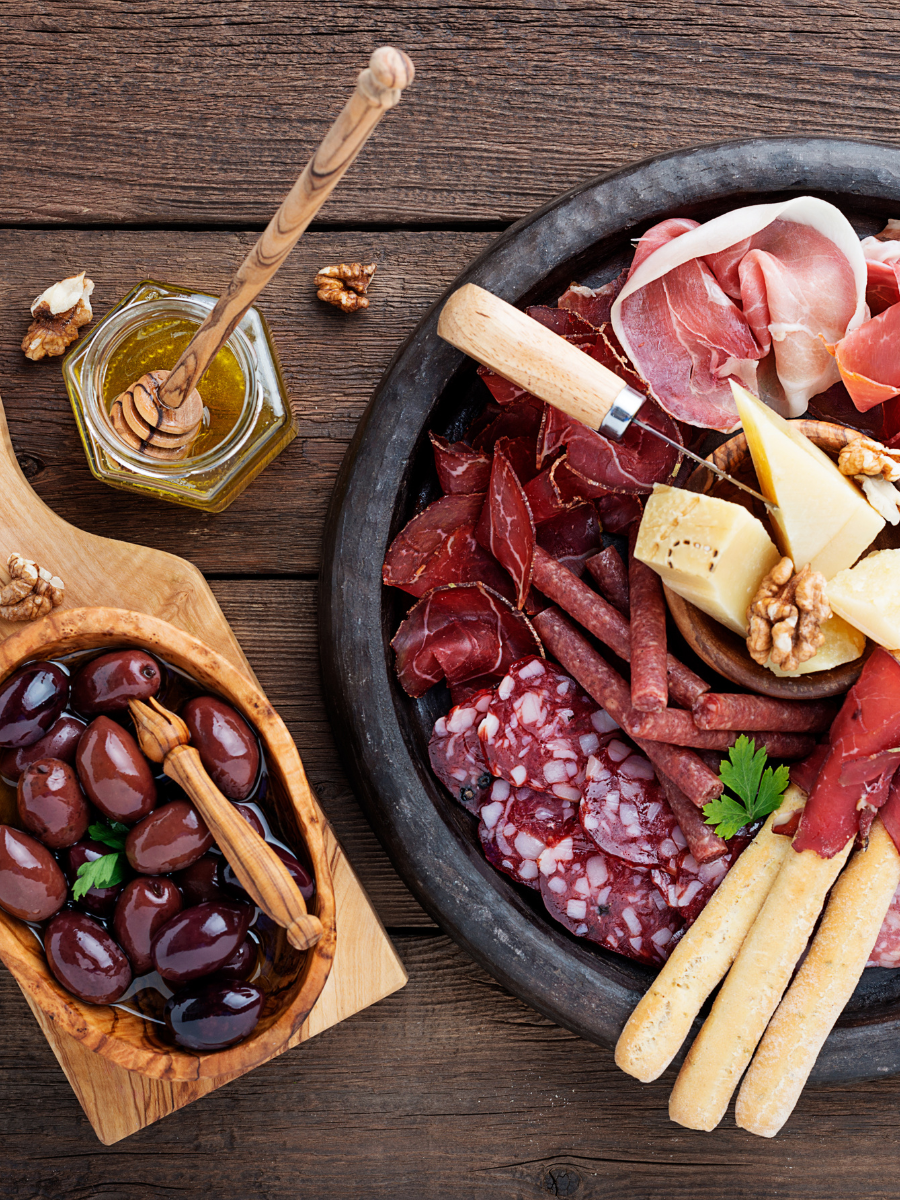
xmin=2 ymin=2 xmax=900 ymax=227
xmin=0 ymin=229 xmax=494 ymax=573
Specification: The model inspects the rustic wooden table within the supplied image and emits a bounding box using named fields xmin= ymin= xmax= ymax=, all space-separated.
xmin=3 ymin=4 xmax=900 ymax=1196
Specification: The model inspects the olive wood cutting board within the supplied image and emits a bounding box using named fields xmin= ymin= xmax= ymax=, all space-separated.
xmin=0 ymin=393 xmax=407 ymax=1145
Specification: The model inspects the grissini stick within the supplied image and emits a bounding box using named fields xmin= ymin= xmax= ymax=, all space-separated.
xmin=735 ymin=818 xmax=900 ymax=1137
xmin=667 ymin=831 xmax=854 ymax=1131
xmin=152 ymin=46 xmax=415 ymax=414
xmin=437 ymin=283 xmax=773 ymax=507
xmin=129 ymin=697 xmax=323 ymax=952
xmin=615 ymin=783 xmax=808 ymax=1084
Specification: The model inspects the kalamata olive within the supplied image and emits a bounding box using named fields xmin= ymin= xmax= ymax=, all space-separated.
xmin=174 ymin=853 xmax=228 ymax=906
xmin=0 ymin=825 xmax=67 ymax=921
xmin=113 ymin=877 xmax=182 ymax=974
xmin=126 ymin=801 xmax=213 ymax=875
xmin=0 ymin=662 xmax=69 ymax=749
xmin=66 ymin=839 xmax=127 ymax=917
xmin=164 ymin=979 xmax=264 ymax=1051
xmin=152 ymin=901 xmax=253 ymax=984
xmin=76 ymin=716 xmax=156 ymax=823
xmin=71 ymin=650 xmax=162 ymax=716
xmin=0 ymin=715 xmax=86 ymax=782
xmin=220 ymin=844 xmax=314 ymax=905
xmin=45 ymin=911 xmax=132 ymax=1004
xmin=182 ymin=697 xmax=259 ymax=800
xmin=232 ymin=802 xmax=265 ymax=838
xmin=216 ymin=936 xmax=258 ymax=981
xmin=17 ymin=758 xmax=90 ymax=850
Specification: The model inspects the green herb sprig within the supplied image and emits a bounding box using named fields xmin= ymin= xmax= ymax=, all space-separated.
xmin=71 ymin=820 xmax=130 ymax=901
xmin=702 ymin=735 xmax=791 ymax=840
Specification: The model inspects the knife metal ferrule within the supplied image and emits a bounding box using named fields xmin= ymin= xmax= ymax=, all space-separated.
xmin=598 ymin=384 xmax=645 ymax=440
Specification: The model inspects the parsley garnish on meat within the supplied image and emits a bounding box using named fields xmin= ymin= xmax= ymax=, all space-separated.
xmin=702 ymin=735 xmax=791 ymax=840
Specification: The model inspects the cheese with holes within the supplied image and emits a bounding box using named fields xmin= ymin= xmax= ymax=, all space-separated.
xmin=732 ymin=382 xmax=884 ymax=578
xmin=767 ymin=615 xmax=866 ymax=675
xmin=635 ymin=485 xmax=781 ymax=635
xmin=828 ymin=550 xmax=900 ymax=649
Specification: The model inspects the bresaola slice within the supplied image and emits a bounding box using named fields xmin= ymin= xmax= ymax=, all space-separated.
xmin=391 ymin=583 xmax=543 ymax=699
xmin=429 ymin=433 xmax=491 ymax=495
xmin=475 ymin=441 xmax=535 ymax=609
xmin=478 ymin=655 xmax=618 ymax=801
xmin=478 ymin=779 xmax=579 ymax=889
xmin=428 ymin=689 xmax=494 ymax=813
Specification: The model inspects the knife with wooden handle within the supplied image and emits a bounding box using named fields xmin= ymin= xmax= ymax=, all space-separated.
xmin=437 ymin=283 xmax=772 ymax=507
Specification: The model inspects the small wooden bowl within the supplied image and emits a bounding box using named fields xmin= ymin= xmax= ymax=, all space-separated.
xmin=665 ymin=419 xmax=888 ymax=700
xmin=0 ymin=607 xmax=336 ymax=1081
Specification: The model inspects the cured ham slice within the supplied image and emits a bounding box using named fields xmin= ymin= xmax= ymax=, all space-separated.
xmin=558 ymin=268 xmax=627 ymax=328
xmin=612 ymin=197 xmax=868 ymax=429
xmin=429 ymin=433 xmax=491 ymax=495
xmin=861 ymin=237 xmax=900 ymax=316
xmin=391 ymin=582 xmax=542 ymax=698
xmin=475 ymin=441 xmax=535 ymax=609
xmin=382 ymin=492 xmax=512 ymax=600
xmin=825 ymin=302 xmax=900 ymax=410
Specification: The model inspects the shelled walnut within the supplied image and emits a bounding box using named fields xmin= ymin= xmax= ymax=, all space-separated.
xmin=746 ymin=557 xmax=831 ymax=673
xmin=22 ymin=272 xmax=95 ymax=361
xmin=838 ymin=436 xmax=900 ymax=482
xmin=315 ymin=262 xmax=376 ymax=312
xmin=0 ymin=554 xmax=65 ymax=622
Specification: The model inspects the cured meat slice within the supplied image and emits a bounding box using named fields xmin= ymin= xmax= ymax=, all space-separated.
xmin=429 ymin=433 xmax=491 ymax=495
xmin=612 ymin=198 xmax=868 ymax=429
xmin=391 ymin=583 xmax=543 ymax=699
xmin=534 ymin=504 xmax=602 ymax=578
xmin=867 ymin=876 xmax=900 ymax=968
xmin=580 ymin=742 xmax=685 ymax=872
xmin=594 ymin=493 xmax=643 ymax=535
xmin=479 ymin=655 xmax=618 ymax=801
xmin=428 ymin=689 xmax=495 ymax=813
xmin=382 ymin=492 xmax=512 ymax=600
xmin=476 ymin=366 xmax=544 ymax=412
xmin=825 ymin=302 xmax=900 ymax=411
xmin=496 ymin=434 xmax=540 ymax=487
xmin=478 ymin=779 xmax=579 ymax=889
xmin=862 ymin=233 xmax=900 ymax=316
xmin=538 ymin=830 xmax=683 ymax=964
xmin=557 ymin=270 xmax=627 ymax=328
xmin=471 ymin=401 xmax=543 ymax=453
xmin=651 ymin=847 xmax=734 ymax=927
xmin=523 ymin=464 xmax=578 ymax=524
xmin=475 ymin=442 xmax=535 ymax=609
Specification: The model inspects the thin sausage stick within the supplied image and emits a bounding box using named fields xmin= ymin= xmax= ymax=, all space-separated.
xmin=615 ymin=784 xmax=807 ymax=1083
xmin=628 ymin=528 xmax=669 ymax=713
xmin=667 ymin=832 xmax=854 ymax=1131
xmin=735 ymin=819 xmax=900 ymax=1138
xmin=586 ymin=546 xmax=629 ymax=615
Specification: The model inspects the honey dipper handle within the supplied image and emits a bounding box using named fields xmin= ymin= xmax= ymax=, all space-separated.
xmin=157 ymin=45 xmax=415 ymax=410
xmin=164 ymin=744 xmax=323 ymax=952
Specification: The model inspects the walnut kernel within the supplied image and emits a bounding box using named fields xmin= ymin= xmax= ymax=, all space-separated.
xmin=315 ymin=262 xmax=376 ymax=313
xmin=0 ymin=554 xmax=65 ymax=622
xmin=22 ymin=271 xmax=95 ymax=361
xmin=838 ymin=436 xmax=900 ymax=483
xmin=746 ymin=557 xmax=831 ymax=673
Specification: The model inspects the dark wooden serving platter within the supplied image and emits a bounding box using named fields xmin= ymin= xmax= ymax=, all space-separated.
xmin=320 ymin=138 xmax=900 ymax=1082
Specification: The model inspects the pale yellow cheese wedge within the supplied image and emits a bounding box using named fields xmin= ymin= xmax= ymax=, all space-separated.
xmin=828 ymin=548 xmax=900 ymax=650
xmin=732 ymin=382 xmax=884 ymax=578
xmin=766 ymin=614 xmax=866 ymax=676
xmin=635 ymin=485 xmax=780 ymax=636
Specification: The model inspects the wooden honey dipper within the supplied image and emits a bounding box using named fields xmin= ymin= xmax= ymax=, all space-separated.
xmin=129 ymin=695 xmax=323 ymax=952
xmin=110 ymin=45 xmax=415 ymax=460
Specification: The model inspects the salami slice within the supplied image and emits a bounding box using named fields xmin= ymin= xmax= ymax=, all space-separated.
xmin=651 ymin=832 xmax=751 ymax=926
xmin=868 ymin=878 xmax=900 ymax=968
xmin=428 ymin=690 xmax=495 ymax=813
xmin=580 ymin=743 xmax=685 ymax=872
xmin=478 ymin=779 xmax=579 ymax=888
xmin=479 ymin=655 xmax=618 ymax=801
xmin=538 ymin=830 xmax=683 ymax=964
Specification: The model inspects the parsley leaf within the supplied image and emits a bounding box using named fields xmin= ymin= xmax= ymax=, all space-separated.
xmin=71 ymin=851 xmax=128 ymax=900
xmin=703 ymin=735 xmax=791 ymax=839
xmin=87 ymin=820 xmax=129 ymax=852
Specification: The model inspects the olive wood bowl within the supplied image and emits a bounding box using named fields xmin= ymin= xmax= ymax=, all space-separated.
xmin=0 ymin=607 xmax=336 ymax=1081
xmin=663 ymin=418 xmax=889 ymax=699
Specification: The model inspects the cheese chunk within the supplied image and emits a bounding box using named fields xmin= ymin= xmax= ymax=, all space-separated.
xmin=766 ymin=615 xmax=866 ymax=676
xmin=828 ymin=549 xmax=900 ymax=650
xmin=635 ymin=485 xmax=781 ymax=635
xmin=731 ymin=382 xmax=884 ymax=578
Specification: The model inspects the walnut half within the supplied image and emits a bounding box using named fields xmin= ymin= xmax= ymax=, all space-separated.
xmin=838 ymin=436 xmax=900 ymax=483
xmin=22 ymin=271 xmax=95 ymax=361
xmin=0 ymin=554 xmax=65 ymax=622
xmin=315 ymin=262 xmax=376 ymax=312
xmin=746 ymin=557 xmax=831 ymax=673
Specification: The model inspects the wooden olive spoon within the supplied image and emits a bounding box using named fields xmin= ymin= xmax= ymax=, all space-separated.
xmin=131 ymin=44 xmax=414 ymax=434
xmin=128 ymin=695 xmax=323 ymax=952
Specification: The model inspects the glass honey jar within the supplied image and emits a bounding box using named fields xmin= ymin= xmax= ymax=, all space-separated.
xmin=62 ymin=280 xmax=296 ymax=513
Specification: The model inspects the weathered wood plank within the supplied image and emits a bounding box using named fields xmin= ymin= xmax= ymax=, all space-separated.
xmin=0 ymin=229 xmax=494 ymax=573
xmin=1 ymin=2 xmax=900 ymax=226
xmin=3 ymin=932 xmax=900 ymax=1197
xmin=208 ymin=577 xmax=435 ymax=929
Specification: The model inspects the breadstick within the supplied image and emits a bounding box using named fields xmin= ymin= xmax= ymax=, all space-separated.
xmin=615 ymin=784 xmax=807 ymax=1083
xmin=735 ymin=819 xmax=900 ymax=1137
xmin=667 ymin=831 xmax=854 ymax=1131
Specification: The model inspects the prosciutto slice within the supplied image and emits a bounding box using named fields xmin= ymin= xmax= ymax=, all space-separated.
xmin=612 ymin=197 xmax=868 ymax=429
xmin=825 ymin=302 xmax=900 ymax=410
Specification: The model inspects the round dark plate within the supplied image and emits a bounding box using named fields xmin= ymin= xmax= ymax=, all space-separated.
xmin=320 ymin=138 xmax=900 ymax=1083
